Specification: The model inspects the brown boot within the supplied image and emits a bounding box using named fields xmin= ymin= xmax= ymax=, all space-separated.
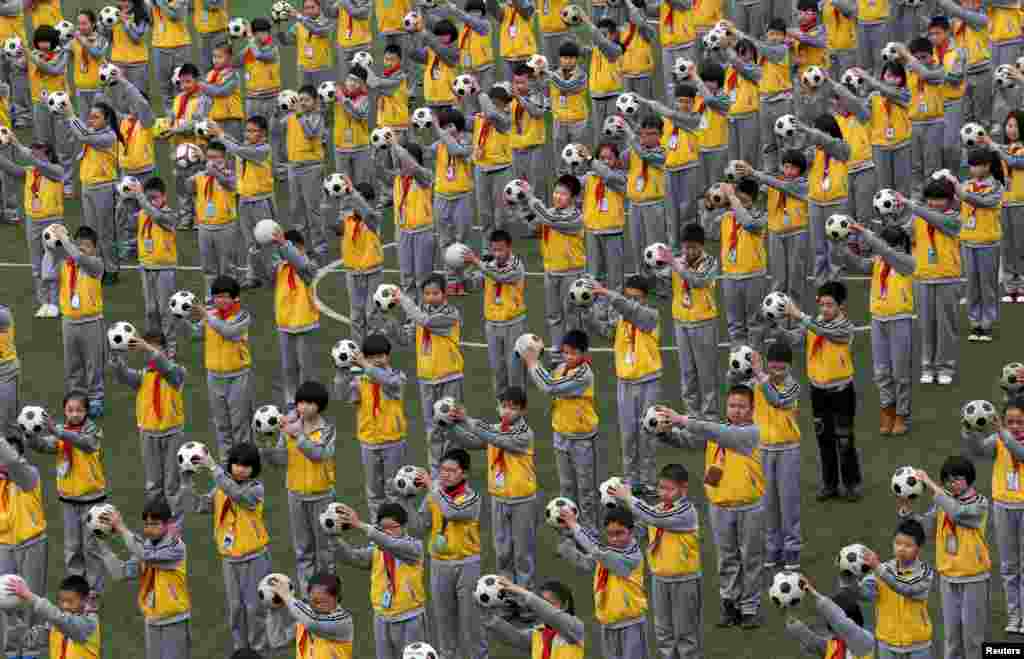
xmin=879 ymin=407 xmax=895 ymax=435
xmin=890 ymin=414 xmax=909 ymax=436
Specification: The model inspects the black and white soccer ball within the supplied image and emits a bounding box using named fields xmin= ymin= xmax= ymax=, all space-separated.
xmin=116 ymin=176 xmax=139 ymax=197
xmin=84 ymin=503 xmax=117 ymax=537
xmin=228 ymin=17 xmax=248 ymax=39
xmin=46 ymin=91 xmax=70 ymax=114
xmin=403 ymin=642 xmax=438 ymax=659
xmin=703 ymin=27 xmax=726 ymax=50
xmin=174 ymin=143 xmax=204 ymax=169
xmin=801 ymin=66 xmax=826 ymax=88
xmin=672 ymin=57 xmax=695 ymax=79
xmin=840 ymin=69 xmax=865 ymax=95
xmin=16 ymin=406 xmax=47 ymax=435
xmin=252 ymin=405 xmax=282 ymax=436
xmin=42 ymin=223 xmax=64 ymax=250
xmin=1002 ymin=362 xmax=1024 ymax=390
xmin=602 ymin=115 xmax=626 ymax=138
xmin=526 ymin=54 xmax=548 ymax=74
xmin=825 ymin=214 xmax=852 ymax=241
xmin=544 ymin=497 xmax=578 ymax=528
xmin=253 ymin=219 xmax=281 ymax=246
xmin=559 ymin=4 xmax=583 ymax=24
xmin=514 ymin=333 xmax=544 ymax=359
xmin=277 ymin=89 xmax=299 ymax=113
xmin=880 ymin=42 xmax=901 ymax=63
xmin=996 ymin=64 xmax=1017 ymax=89
xmin=99 ymin=5 xmax=120 ymax=27
xmin=723 ymin=160 xmax=742 ymax=183
xmin=323 ymin=173 xmax=351 ymax=197
xmin=599 ymin=476 xmax=624 ymax=509
xmin=872 ymin=189 xmax=901 ymax=216
xmin=257 ymin=574 xmax=294 ymax=607
xmin=411 ymin=107 xmax=433 ymax=129
xmin=769 ymin=571 xmax=805 ymax=608
xmin=616 ymin=93 xmax=640 ymax=117
xmin=643 ymin=242 xmax=670 ymax=272
xmin=371 ymin=127 xmax=394 ymax=150
xmin=729 ymin=345 xmax=755 ymax=377
xmin=393 ymin=465 xmax=426 ymax=496
xmin=99 ymin=62 xmax=120 ymax=86
xmin=452 ymin=74 xmax=478 ymax=98
xmin=319 ymin=502 xmax=349 ymax=534
xmin=837 ymin=543 xmax=870 ymax=577
xmin=962 ymin=399 xmax=997 ymax=431
xmin=271 ymin=1 xmax=293 ymax=21
xmin=568 ymin=278 xmax=595 ymax=307
xmin=561 ymin=143 xmax=587 ymax=169
xmin=351 ymin=51 xmax=373 ymax=69
xmin=761 ymin=291 xmax=790 ymax=322
xmin=930 ymin=168 xmax=954 ymax=182
xmin=444 ymin=243 xmax=470 ymax=269
xmin=707 ymin=183 xmax=727 ymax=207
xmin=193 ymin=120 xmax=212 ymax=139
xmin=642 ymin=406 xmax=667 ymax=434
xmin=373 ymin=284 xmax=400 ymax=312
xmin=107 ymin=321 xmax=137 ymax=350
xmin=168 ymin=290 xmax=197 ymax=318
xmin=474 ymin=575 xmax=505 ymax=607
xmin=317 ymin=80 xmax=337 ymax=104
xmin=774 ymin=114 xmax=798 ymax=139
xmin=433 ymin=397 xmax=457 ymax=425
xmin=176 ymin=441 xmax=209 ymax=473
xmin=2 ymin=37 xmax=22 ymax=58
xmin=960 ymin=122 xmax=987 ymax=147
xmin=54 ymin=21 xmax=75 ymax=43
xmin=503 ymin=178 xmax=529 ymax=204
xmin=891 ymin=465 xmax=924 ymax=498
xmin=331 ymin=339 xmax=361 ymax=368
xmin=402 ymin=11 xmax=421 ymax=31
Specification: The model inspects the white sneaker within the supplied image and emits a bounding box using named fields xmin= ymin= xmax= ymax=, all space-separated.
xmin=938 ymin=374 xmax=953 ymax=385
xmin=46 ymin=304 xmax=59 ymax=317
xmin=960 ymin=297 xmax=967 ymax=306
xmin=920 ymin=372 xmax=935 ymax=384
xmin=1006 ymin=616 xmax=1020 ymax=634
xmin=1004 ymin=294 xmax=1015 ymax=303
xmin=33 ymin=304 xmax=46 ymax=317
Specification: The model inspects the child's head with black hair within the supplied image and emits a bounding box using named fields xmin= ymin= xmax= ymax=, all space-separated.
xmin=376 ymin=502 xmax=408 ymax=537
xmin=205 ymin=140 xmax=227 ymax=169
xmin=489 ymin=228 xmax=513 ymax=263
xmin=765 ymin=340 xmax=793 ymax=366
xmin=736 ymin=38 xmax=756 ymax=61
xmin=657 ymin=463 xmax=689 ymax=504
xmin=796 ymin=0 xmax=818 ymax=26
xmin=596 ymin=141 xmax=620 ymax=166
xmin=498 ymin=386 xmax=527 ymax=422
xmin=908 ymin=36 xmax=934 ymax=62
xmin=283 ymin=229 xmax=304 ymax=251
xmin=553 ymin=174 xmax=582 ymax=209
xmin=766 ymin=17 xmax=788 ymax=41
xmin=57 ymin=575 xmax=91 ymax=614
xmin=433 ymin=19 xmax=457 ymax=44
xmin=74 ymin=226 xmax=99 ymax=255
xmin=361 ymin=334 xmax=392 ymax=366
xmin=177 ymin=62 xmax=200 ymax=94
xmin=422 ymin=272 xmax=448 ymax=307
xmin=880 ymin=224 xmax=911 ymax=253
xmin=63 ymin=390 xmax=89 ymax=427
xmin=928 ymin=15 xmax=951 ymax=49
xmin=596 ymin=18 xmax=618 ymax=41
xmin=560 ymin=329 xmax=590 ymax=367
xmin=968 ymin=147 xmax=1005 ymax=186
xmin=639 ymin=115 xmax=664 ymax=148
xmin=438 ymin=448 xmax=471 ymax=489
xmin=346 ymin=65 xmax=368 ymax=97
xmin=33 ymin=25 xmax=59 ymax=51
xmin=465 ymin=0 xmax=485 ymax=14
xmin=438 ymin=107 xmax=466 ymax=134
xmin=923 ymin=177 xmax=956 ymax=210
xmin=816 ymin=280 xmax=847 ymax=321
xmin=354 ymin=182 xmax=376 ymax=203
xmin=939 ymin=455 xmax=976 ymax=495
xmin=1006 ymin=110 xmax=1024 ymax=145
xmin=623 ymin=274 xmax=650 ymax=301
xmin=512 ymin=63 xmax=533 ymax=94
xmin=539 ymin=580 xmax=575 ymax=615
xmin=675 ymin=82 xmax=698 ymax=111
xmin=307 ymin=573 xmax=341 ymax=613
xmin=250 ymin=17 xmax=272 ymax=35
xmin=212 ymin=42 xmax=233 ymax=70
xmin=297 ymin=84 xmax=318 ymax=112
xmin=144 ymin=176 xmax=168 ymax=207
xmin=300 ymin=0 xmax=322 ymax=18
xmin=558 ymin=41 xmax=580 ymax=71
xmin=246 ymin=115 xmax=269 ymax=145
xmin=726 ymin=384 xmax=755 ymax=425
xmin=141 ymin=496 xmax=173 ymax=540
xmin=781 ymin=149 xmax=808 ymax=178
xmin=881 ymin=61 xmax=907 ymax=88
xmin=211 ymin=275 xmax=242 ymax=308
xmin=488 ymin=85 xmax=512 ymax=107
xmin=894 ymin=518 xmax=926 ymax=562
xmin=603 ymin=507 xmax=635 ymax=548
xmin=735 ymin=177 xmax=759 ymax=206
xmin=226 ymin=442 xmax=262 ymax=481
xmin=681 ymin=222 xmax=706 ymax=263
xmin=700 ymin=61 xmax=725 ymax=92
xmin=383 ymin=43 xmax=403 ymax=71
xmin=295 ymin=380 xmax=329 ymax=416
xmin=814 ymin=113 xmax=843 ymax=140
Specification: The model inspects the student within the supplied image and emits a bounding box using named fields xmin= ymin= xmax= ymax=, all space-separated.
xmin=264 ymin=573 xmax=354 ymax=657
xmin=368 ymin=45 xmax=411 ymax=202
xmin=278 ymin=85 xmax=326 ymax=263
xmin=556 ymin=506 xmax=648 ymax=659
xmin=396 ymin=276 xmax=464 ymax=474
xmin=179 ymin=443 xmax=271 ymax=656
xmin=657 ymin=387 xmax=765 ymax=628
xmin=430 ymin=109 xmax=474 ymax=293
xmin=481 ymin=578 xmax=585 ymax=657
xmin=400 ymin=448 xmax=486 ymax=659
xmin=149 ymin=0 xmax=192 ymax=115
xmin=336 ymin=181 xmax=384 ymax=344
xmin=450 ymin=387 xmax=537 ymax=594
xmin=467 ymin=230 xmax=528 ymax=393
xmin=657 ymin=0 xmax=696 ymax=99
xmin=0 ymin=305 xmax=16 ymax=442
xmin=853 ymin=0 xmax=889 ymax=76
xmin=618 ymin=0 xmax=655 ymax=98
xmin=336 ymin=335 xmax=408 ymax=519
xmin=523 ymin=330 xmax=600 ymax=528
xmin=95 ymin=499 xmax=191 ymax=659
xmin=837 ymin=224 xmax=915 ymax=435
xmin=0 ymin=436 xmax=47 ymax=638
xmin=7 ymin=575 xmax=99 ymax=659
xmin=472 ymin=86 xmax=515 ymax=258
xmin=717 ymin=36 xmax=762 ymax=167
xmin=545 ymin=42 xmax=588 ymax=176
xmin=187 ymin=140 xmax=239 ymax=299
xmin=796 ymin=113 xmax=851 ymax=285
xmin=578 ymin=17 xmax=622 ymax=140
xmin=578 ymin=142 xmax=626 ymax=292
xmin=334 ymin=64 xmax=372 ymax=187
xmin=27 ymin=25 xmax=72 ymax=195
xmin=262 ymin=381 xmax=337 ymax=595
xmin=492 ymin=0 xmax=536 ymax=81
xmin=238 ymin=19 xmax=283 ymax=168
xmin=107 ymin=75 xmax=157 ymax=265
xmin=585 ymin=277 xmax=662 ymax=496
xmin=28 ymin=392 xmax=106 ymax=600
xmin=693 ymin=62 xmax=733 ymax=193
xmin=936 ymin=0 xmax=991 ymax=128
xmin=200 ymin=44 xmax=244 ymax=142
xmin=928 ymin=16 xmax=968 ymax=172
xmin=104 ymin=0 xmax=150 ymax=93
xmin=847 ymin=520 xmax=935 ymax=659
xmin=390 ymin=141 xmax=435 ymax=303
xmin=825 ymin=70 xmax=876 ymax=231
xmin=278 ymin=0 xmax=334 ymax=89
xmin=790 ymin=0 xmax=828 ymax=83
xmin=897 ymin=459 xmax=990 ymax=659
xmin=69 ymin=11 xmax=109 ymax=122
xmin=188 ymin=275 xmax=254 ymax=457
xmin=739 ymin=20 xmax=791 ymax=174
xmin=125 ymin=178 xmax=180 ymax=353
xmin=611 ymin=464 xmax=701 ymax=658
xmin=109 ymin=333 xmax=187 ymax=515
xmin=660 ymin=223 xmax=722 ymax=421
xmin=956 ymin=149 xmax=1005 ymax=342
xmin=524 ymin=175 xmax=586 ymax=353
xmin=162 ymin=63 xmax=210 ymax=232
xmin=989 ymin=113 xmax=1024 ymax=302
xmin=785 ymin=581 xmax=874 ymax=659
xmin=623 ymin=116 xmax=668 ymax=289
xmin=821 ymin=0 xmax=856 ymax=79
xmin=409 ymin=18 xmax=459 ymax=110
xmin=4 ymin=30 xmax=31 ymax=130
xmin=901 ymin=39 xmax=946 ymax=189
xmin=325 ymin=0 xmax=371 ymax=79
xmin=855 ymin=62 xmax=913 ymax=196
xmin=329 ymin=503 xmax=427 ymax=659
xmin=433 ymin=1 xmax=490 ymax=116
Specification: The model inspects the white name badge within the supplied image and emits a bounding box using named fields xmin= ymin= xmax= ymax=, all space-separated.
xmin=635 ymin=176 xmax=645 ymax=192
xmin=304 ymin=46 xmax=313 ymax=60
xmin=668 ymin=133 xmax=678 ymax=149
xmin=509 ymin=24 xmax=517 ymax=38
xmin=599 ymin=197 xmax=609 ymax=212
xmin=70 ymin=293 xmax=81 ymax=309
xmin=885 ymin=127 xmax=895 ymax=140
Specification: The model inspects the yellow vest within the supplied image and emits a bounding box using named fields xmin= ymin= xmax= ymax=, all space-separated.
xmin=594 ymin=554 xmax=647 ymax=625
xmin=960 ymin=180 xmax=1003 ymax=243
xmin=582 ymin=175 xmax=625 ymax=232
xmin=203 ymin=310 xmax=251 ymax=374
xmin=753 ymin=382 xmax=800 ymax=446
xmin=499 ymin=5 xmax=536 ymax=58
xmin=621 ymin=25 xmax=653 ymax=76
xmin=0 ymin=12 xmax=24 ymax=43
xmin=1005 ymin=145 xmax=1024 ymax=203
xmin=23 ymin=169 xmax=63 ymax=220
xmin=335 ymin=5 xmax=371 ymax=48
xmin=990 ymin=3 xmax=1022 ymax=42
xmin=824 ymin=0 xmax=857 ymax=50
xmin=30 ymin=0 xmax=61 ymax=28
xmin=355 ymin=376 xmax=406 ymax=444
xmin=488 ymin=440 xmax=536 ymax=499
xmin=509 ymin=98 xmax=545 ymax=149
xmin=549 ymin=364 xmax=598 ymax=434
xmin=908 ymin=70 xmax=944 ymax=121
xmin=393 ymin=175 xmax=432 ymax=231
xmin=858 ymin=0 xmax=888 ymax=21
xmin=484 ymin=274 xmax=526 ymax=322
xmin=724 ymin=66 xmax=758 ymax=115
xmin=759 ymin=52 xmax=792 ymax=96
xmin=137 ymin=549 xmax=191 ymax=622
xmin=195 ymin=173 xmax=237 ymax=226
xmin=275 ymin=263 xmax=319 ymax=330
xmin=912 ymin=215 xmax=961 ymax=279
xmin=427 ymin=492 xmax=480 ymax=560
xmin=49 ymin=619 xmax=99 ymax=659
xmin=296 ymin=624 xmax=352 ymax=659
xmin=869 ymin=257 xmax=914 ymax=317
xmin=539 ymin=0 xmax=569 ymax=32
xmin=377 ymin=0 xmax=411 ymax=33
xmin=646 ymin=515 xmax=700 ymax=577
xmin=335 ymin=95 xmax=370 ymax=149
xmin=71 ymin=40 xmax=100 ymax=91
xmin=284 ymin=429 xmax=335 ymax=495
xmin=340 ymin=213 xmax=383 ymax=272
xmin=213 ymin=487 xmax=268 ymax=557
xmin=369 ymin=543 xmax=425 ymax=616
xmin=170 ymin=93 xmax=203 ymax=148
xmin=0 ymin=478 xmax=45 ymax=545
xmin=458 ymin=22 xmax=493 ymax=70
xmin=692 ymin=0 xmax=722 ymax=29
xmin=825 ymin=639 xmax=872 ymax=659
xmin=935 ymin=500 xmax=991 ymax=578
xmin=589 ymin=47 xmax=622 ymax=96
xmin=549 ymin=79 xmax=588 ymax=123
xmin=613 ymin=318 xmax=661 ymax=380
xmin=80 ymin=142 xmax=117 ymax=187
xmin=59 ymin=260 xmax=103 ymax=320
xmin=540 ymin=221 xmax=586 ymax=272
xmin=28 ymin=54 xmax=66 ymax=104
xmin=286 ymin=113 xmax=324 ymax=163
xmin=766 ymin=184 xmax=809 ymax=233
xmin=151 ymin=5 xmax=192 ymax=49
xmin=671 ymin=268 xmax=718 ymax=323
xmin=111 ymin=21 xmax=148 ymax=64
xmin=434 ymin=142 xmax=473 ymax=195
xmin=193 ymin=0 xmax=228 ymax=33
xmin=296 ymin=23 xmax=332 ymax=71
xmin=415 ymin=322 xmax=463 ymax=381
xmin=119 ymin=118 xmax=156 ymax=173
xmin=835 ymin=113 xmax=872 ymax=169
xmin=793 ymin=30 xmax=828 ymax=70
xmin=993 ymin=438 xmax=1024 ymax=503
xmin=531 ymin=627 xmax=584 ymax=659
xmin=808 ymin=148 xmax=849 ymax=203
xmin=424 ymin=50 xmax=456 ymax=106
xmin=805 ymin=325 xmax=853 ymax=387
xmin=237 ymin=153 xmax=274 ymax=198
xmin=242 ymin=47 xmax=281 ymax=95
xmin=136 ymin=367 xmax=185 ymax=432
xmin=869 ymin=94 xmax=911 ymax=146
xmin=0 ymin=316 xmax=13 ymax=364
xmin=937 ymin=46 xmax=967 ymax=100
xmin=694 ymin=97 xmax=727 ymax=149
xmin=377 ymin=77 xmax=410 ymax=128
xmin=54 ymin=435 xmax=106 ymax=499
xmin=703 ymin=437 xmax=764 ymax=507
xmin=719 ymin=212 xmax=766 ymax=275
xmin=626 ymin=150 xmax=664 ymax=202
xmin=874 ymin=566 xmax=933 ymax=648
xmin=661 ymin=119 xmax=699 ymax=169
xmin=207 ymin=68 xmax=244 ymax=121
xmin=472 ymin=114 xmax=511 ymax=168
xmin=954 ymin=20 xmax=990 ymax=66
xmin=659 ymin=1 xmax=694 ymax=47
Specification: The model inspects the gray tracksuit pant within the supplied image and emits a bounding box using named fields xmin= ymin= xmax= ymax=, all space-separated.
xmin=872 ymin=317 xmax=913 ymax=418
xmin=857 ymin=21 xmax=890 ymax=75
xmin=223 ymin=552 xmax=271 ymax=655
xmin=513 ymin=146 xmax=550 ymax=212
xmin=278 ymin=330 xmax=316 ymax=408
xmin=420 ymin=378 xmax=464 ymax=474
xmin=600 ymin=619 xmax=648 ymax=659
xmin=145 ymin=619 xmax=191 ymax=659
xmin=27 ymin=218 xmax=60 ymax=306
xmin=336 ymin=148 xmax=373 ymax=188
xmin=618 ymin=377 xmax=661 ymax=491
xmin=916 ymin=281 xmax=959 ymax=377
xmin=544 ymin=271 xmax=586 ymax=351
xmin=810 ymin=200 xmax=846 ymax=284
xmin=591 ymin=96 xmax=618 ymax=146
xmin=666 ymin=167 xmax=701 ymax=249
xmin=287 ymin=492 xmax=335 ymax=597
xmin=375 ymin=611 xmax=427 ymax=659
xmin=116 ymin=62 xmax=149 ymax=96
xmin=759 ymin=96 xmax=793 ymax=174
xmin=289 ymin=163 xmax=327 ymax=258
xmin=553 ymin=120 xmax=587 ymax=176
xmin=475 ymin=166 xmax=514 ymax=253
xmin=142 ymin=269 xmax=177 ymax=353
xmin=199 ymin=223 xmax=240 ymax=295
xmin=631 ymin=200 xmax=667 ymax=276
xmin=941 ymin=577 xmax=989 ymax=659
xmin=63 ymin=318 xmax=105 ymax=402
xmin=238 ymin=198 xmax=277 ymax=284
xmin=207 ymin=371 xmax=253 ymax=459
xmin=709 ymin=502 xmax=764 ymax=616
xmin=555 ymin=433 xmax=600 ymax=528
xmin=32 ymin=104 xmax=73 ymax=185
xmin=721 ymin=275 xmax=768 ymax=349
xmin=652 ymin=577 xmax=702 ymax=659
xmin=942 ymin=100 xmax=965 ymax=171
xmin=0 ymin=371 xmax=18 ymax=442
xmin=142 ymin=428 xmax=186 ymax=518
xmin=728 ymin=113 xmax=760 ymax=168
xmin=435 ymin=193 xmax=473 ymax=286
xmin=762 ymin=445 xmax=801 ymax=568
xmin=675 ymin=320 xmax=720 ymax=421
xmin=485 ymin=317 xmax=527 ymax=394
xmin=246 ymin=96 xmax=285 ymax=176
xmin=995 ymin=505 xmax=1024 ymax=623
xmin=964 ymin=243 xmax=1000 ymax=330
xmin=83 ymin=184 xmax=119 ymax=273
xmin=848 ymin=166 xmax=877 ymax=224
xmin=346 ymin=269 xmax=384 ymax=345
xmin=700 ymin=148 xmax=728 ymax=193
xmin=153 ymin=47 xmax=191 ymax=114
xmin=911 ymin=122 xmax=943 ymax=185
xmin=965 ymin=66 xmax=993 ymax=127
xmin=769 ymin=231 xmax=809 ymax=310
xmin=398 ymin=228 xmax=436 ymax=303
xmin=874 ymin=144 xmax=912 ymax=198
xmin=431 ymin=558 xmax=487 ymax=659
xmin=175 ymin=161 xmax=203 ymax=227
xmin=360 ymin=440 xmax=407 ymax=521
xmin=1003 ymin=205 xmax=1024 ymax=295
xmin=62 ymin=500 xmax=106 ymax=594
xmin=877 ymin=645 xmax=933 ymax=659
xmin=585 ymin=232 xmax=625 ymax=291
xmin=492 ymin=497 xmax=536 ymax=589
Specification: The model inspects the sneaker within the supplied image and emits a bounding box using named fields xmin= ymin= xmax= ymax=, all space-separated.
xmin=968 ymin=328 xmax=981 ymax=342
xmin=34 ymin=304 xmax=47 ymax=318
xmin=978 ymin=329 xmax=993 ymax=342
xmin=783 ymin=563 xmax=801 ymax=572
xmin=739 ymin=613 xmax=761 ymax=629
xmin=816 ymin=488 xmax=838 ymax=501
xmin=45 ymin=304 xmax=60 ymax=318
xmin=1006 ymin=616 xmax=1021 ymax=634
xmin=716 ymin=601 xmax=740 ymax=628
xmin=920 ymin=372 xmax=935 ymax=384
xmin=1004 ymin=294 xmax=1015 ymax=303
xmin=240 ymin=278 xmax=263 ymax=290
xmin=937 ymin=373 xmax=954 ymax=385
xmin=1017 ymin=295 xmax=1024 ymax=304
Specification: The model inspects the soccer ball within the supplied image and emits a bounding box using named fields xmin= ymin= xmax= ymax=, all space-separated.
xmin=568 ymin=278 xmax=594 ymax=307
xmin=373 ymin=284 xmax=400 ymax=312
xmin=393 ymin=465 xmax=425 ymax=496
xmin=402 ymin=11 xmax=421 ymax=31
xmin=960 ymin=122 xmax=987 ymax=147
xmin=514 ymin=333 xmax=543 ymax=359
xmin=0 ymin=126 xmax=13 ymax=145
xmin=891 ymin=466 xmax=924 ymax=498
xmin=452 ymin=74 xmax=478 ymax=98
xmin=271 ymin=1 xmax=293 ymax=21
xmin=331 ymin=339 xmax=361 ymax=368
xmin=761 ymin=291 xmax=790 ymax=322
xmin=323 ymin=173 xmax=351 ymax=197
xmin=193 ymin=120 xmax=213 ymax=139
xmin=603 ymin=115 xmax=626 ymax=138
xmin=277 ymin=89 xmax=299 ymax=113
xmin=703 ymin=27 xmax=726 ymax=50
xmin=544 ymin=497 xmax=578 ymax=528
xmin=723 ymin=160 xmax=742 ymax=183
xmin=46 ymin=91 xmax=70 ymax=114
xmin=599 ymin=476 xmax=624 ymax=509
xmin=838 ymin=543 xmax=870 ymax=577
xmin=176 ymin=441 xmax=208 ymax=473
xmin=729 ymin=345 xmax=755 ymax=377
xmin=559 ymin=4 xmax=583 ymax=24
xmin=825 ymin=214 xmax=852 ymax=241
xmin=351 ymin=51 xmax=373 ymax=69
xmin=872 ymin=189 xmax=901 ymax=216
xmin=642 ymin=406 xmax=667 ymax=434
xmin=168 ymin=290 xmax=196 ymax=318
xmin=672 ymin=57 xmax=695 ymax=79
xmin=503 ymin=179 xmax=529 ymax=204
xmin=2 ymin=37 xmax=22 ymax=58
xmin=84 ymin=504 xmax=117 ymax=537
xmin=996 ymin=64 xmax=1017 ymax=89
xmin=880 ymin=42 xmax=901 ymax=63
xmin=174 ymin=143 xmax=203 ymax=169
xmin=616 ymin=93 xmax=640 ymax=117
xmin=840 ymin=69 xmax=865 ymax=94
xmin=774 ymin=114 xmax=798 ymax=139
xmin=319 ymin=502 xmax=349 ymax=534
xmin=107 ymin=321 xmax=137 ymax=350
xmin=1002 ymin=362 xmax=1024 ymax=390
xmin=228 ymin=17 xmax=248 ymax=38
xmin=643 ymin=242 xmax=670 ymax=271
xmin=433 ymin=397 xmax=457 ymax=425
xmin=962 ymin=399 xmax=997 ymax=431
xmin=444 ymin=243 xmax=470 ymax=268
xmin=931 ymin=168 xmax=953 ymax=181
xmin=116 ymin=176 xmax=139 ymax=197
xmin=707 ymin=183 xmax=727 ymax=207
xmin=526 ymin=54 xmax=547 ymax=74
xmin=253 ymin=219 xmax=281 ymax=246
xmin=99 ymin=5 xmax=120 ymax=27
xmin=0 ymin=576 xmax=25 ymax=610
xmin=769 ymin=571 xmax=805 ymax=608
xmin=411 ymin=107 xmax=432 ymax=129
xmin=171 ymin=66 xmax=183 ymax=89
xmin=403 ymin=643 xmax=438 ymax=659
xmin=317 ymin=81 xmax=337 ymax=104
xmin=16 ymin=406 xmax=47 ymax=435
xmin=371 ymin=127 xmax=394 ymax=149
xmin=42 ymin=224 xmax=64 ymax=250
xmin=474 ymin=575 xmax=505 ymax=607
xmin=561 ymin=143 xmax=586 ymax=169
xmin=252 ymin=405 xmax=282 ymax=436
xmin=54 ymin=21 xmax=75 ymax=43
xmin=257 ymin=574 xmax=294 ymax=607
xmin=801 ymin=66 xmax=826 ymax=88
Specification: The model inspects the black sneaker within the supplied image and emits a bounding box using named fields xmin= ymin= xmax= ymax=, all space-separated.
xmin=740 ymin=613 xmax=761 ymax=629
xmin=716 ymin=601 xmax=740 ymax=627
xmin=816 ymin=488 xmax=838 ymax=502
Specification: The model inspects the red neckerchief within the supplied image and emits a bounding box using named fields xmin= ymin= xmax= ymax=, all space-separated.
xmin=30 ymin=168 xmax=42 ymax=198
xmin=284 ymin=263 xmax=297 ymax=291
xmin=343 ymin=88 xmax=367 ymax=103
xmin=727 ymin=213 xmax=740 ymax=254
xmin=798 ymin=18 xmax=816 ymax=32
xmin=540 ymin=626 xmax=558 ymax=659
xmin=725 ymin=69 xmax=738 ymax=95
xmin=175 ymin=90 xmax=196 ymax=121
xmin=811 ymin=333 xmax=826 ymax=359
xmin=776 ymin=178 xmax=789 ymax=214
xmin=371 ymin=382 xmax=382 ymax=417
xmin=215 ymin=301 xmax=240 ymax=320
xmin=595 ymin=564 xmax=609 ymax=592
xmin=207 ymin=64 xmax=230 ymax=85
xmin=58 ymin=636 xmax=69 ymax=659
xmin=65 ymin=258 xmax=78 ymax=294
xmin=513 ymin=100 xmax=525 ymax=132
xmin=218 ymin=493 xmax=234 ymax=528
xmin=651 ymin=500 xmax=673 ymax=552
xmin=61 ymin=421 xmax=84 ymax=472
xmin=827 ymin=639 xmax=846 ymax=659
xmin=399 ymin=176 xmax=413 ymax=217
xmin=147 ymin=360 xmax=162 ymax=419
xmin=421 ymin=326 xmax=432 ymax=350
xmin=926 ymin=223 xmax=938 ymax=255
xmin=622 ymin=24 xmax=638 ymax=49
xmin=382 ymin=63 xmax=401 ymax=76
xmin=122 ymin=117 xmax=138 ymax=143
xmin=443 ymin=480 xmax=467 ymax=499
xmin=459 ymin=24 xmax=473 ymax=49
xmin=694 ymin=97 xmax=705 ymax=113
xmin=663 ymin=1 xmax=674 ymax=24
xmin=477 ymin=116 xmax=492 ymax=150
xmin=348 ymin=213 xmax=363 ymax=242
xmin=507 ymin=4 xmax=518 ymax=35
xmin=879 ymin=260 xmax=892 ymax=298
xmin=297 ymin=626 xmax=311 ymax=658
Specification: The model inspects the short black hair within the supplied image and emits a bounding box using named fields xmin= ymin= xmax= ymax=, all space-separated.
xmin=939 ymin=455 xmax=976 ymax=486
xmin=780 ymin=149 xmax=808 ymax=174
xmin=895 ymin=518 xmax=927 ymax=548
xmin=700 ymin=62 xmax=725 ymax=86
xmin=355 ymin=182 xmax=376 ymax=202
xmin=283 ymin=229 xmax=304 ymax=245
xmin=307 ymin=573 xmax=341 ymax=598
xmin=227 ymin=442 xmax=262 ymax=480
xmin=513 ymin=63 xmax=532 ymax=78
xmin=767 ymin=17 xmax=788 ymax=32
xmin=247 ymin=115 xmax=269 ymax=133
xmin=624 ymin=275 xmax=650 ymax=295
xmin=817 ymin=280 xmax=847 ymax=305
xmin=142 ymin=496 xmax=173 ymax=522
xmin=675 ymin=82 xmax=698 ymax=99
xmin=361 ymin=334 xmax=392 ymax=357
xmin=59 ymin=575 xmax=91 ymax=598
xmin=295 ymin=380 xmax=330 ymax=412
xmin=924 ymin=177 xmax=955 ymax=200
xmin=555 ymin=174 xmax=582 ymax=198
xmin=206 ymin=140 xmax=227 ymax=156
xmin=604 ymin=507 xmax=635 ymax=529
xmin=561 ymin=329 xmax=589 ymax=352
xmin=298 ymin=84 xmax=317 ymax=99
xmin=813 ymin=113 xmax=843 ymax=140
xmin=438 ymin=107 xmax=466 ymax=133
xmin=640 ymin=115 xmax=663 ymax=131
xmin=405 ymin=142 xmax=424 ymax=165
xmin=75 ymin=226 xmax=99 ymax=244
xmin=909 ymin=37 xmax=932 ymax=56
xmin=384 ymin=44 xmax=402 ymax=58
xmin=558 ymin=42 xmax=580 ymax=58
xmin=880 ymin=225 xmax=911 ymax=253
xmin=377 ymin=502 xmax=408 ymax=526
xmin=211 ymin=275 xmax=241 ymax=298
xmin=250 ymin=17 xmax=272 ymax=32
xmin=929 ymin=15 xmax=951 ymax=31
xmin=737 ymin=177 xmax=759 ymax=202
xmin=498 ymin=386 xmax=527 ymax=408
xmin=433 ymin=19 xmax=458 ymax=40
xmin=423 ymin=273 xmax=447 ymax=293
xmin=63 ymin=389 xmax=89 ymax=411
xmin=33 ymin=25 xmax=59 ymax=49
xmin=681 ymin=222 xmax=705 ymax=244
xmin=178 ymin=62 xmax=200 ymax=79
xmin=539 ymin=580 xmax=575 ymax=615
xmin=659 ymin=463 xmax=689 ymax=485
xmin=488 ymin=86 xmax=512 ymax=104
xmin=489 ymin=229 xmax=512 ymax=245
xmin=465 ymin=0 xmax=486 ymax=10
xmin=796 ymin=0 xmax=818 ymax=11
xmin=143 ymin=177 xmax=167 ymax=194
xmin=596 ymin=18 xmax=617 ymax=32
xmin=765 ymin=340 xmax=793 ymax=364
xmin=440 ymin=447 xmax=471 ymax=471
xmin=727 ymin=384 xmax=755 ymax=406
